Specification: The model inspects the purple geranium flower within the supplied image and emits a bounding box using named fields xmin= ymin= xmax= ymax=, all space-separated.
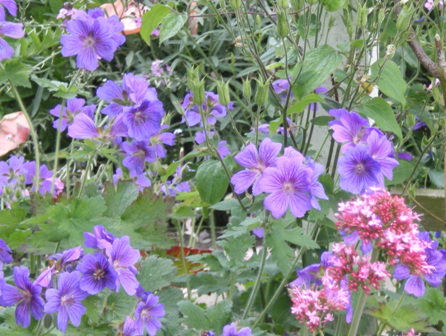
xmin=0 ymin=156 xmax=25 ymax=193
xmin=182 ymin=91 xmax=230 ymax=127
xmin=393 ymin=239 xmax=446 ymax=297
xmin=0 ymin=0 xmax=17 ymax=20
xmin=1 ymin=266 xmax=44 ymax=328
xmin=366 ymin=130 xmax=399 ymax=184
xmin=84 ymin=225 xmax=115 ymax=251
xmin=0 ymin=239 xmax=12 ymax=263
xmin=97 ymin=73 xmax=159 ymax=117
xmin=60 ymin=13 xmax=124 ymax=71
xmin=134 ymin=293 xmax=165 ymax=335
xmin=222 ymin=322 xmax=253 ymax=336
xmin=252 ymin=228 xmax=264 ymax=238
xmin=123 ymin=100 xmax=164 ymax=140
xmin=397 ymin=152 xmax=413 ymax=161
xmin=231 ymin=138 xmax=282 ymax=196
xmin=0 ymin=20 xmax=24 ymax=61
xmin=67 ymin=112 xmax=99 ymax=139
xmin=305 ymin=157 xmax=329 ymax=210
xmin=50 ymin=98 xmax=95 ymax=132
xmin=21 ymin=162 xmax=64 ymax=196
xmin=76 ymin=253 xmax=117 ymax=294
xmin=259 ymin=156 xmax=313 ymax=218
xmin=328 ymin=109 xmax=371 ymax=152
xmin=289 ymin=252 xmax=334 ymax=288
xmin=272 ymin=79 xmax=292 ymax=102
xmin=121 ymin=141 xmax=156 ymax=175
xmin=44 ymin=271 xmax=88 ymax=332
xmin=106 ymin=236 xmax=140 ymax=296
xmin=338 ymin=145 xmax=381 ymax=194
xmin=122 ymin=316 xmax=138 ymax=336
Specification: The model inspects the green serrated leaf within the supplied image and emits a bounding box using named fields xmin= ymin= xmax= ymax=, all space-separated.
xmin=103 ymin=181 xmax=139 ymax=218
xmin=358 ymin=97 xmax=402 ymax=139
xmin=287 ymin=93 xmax=324 ymax=115
xmin=0 ymin=60 xmax=32 ymax=88
xmin=177 ymin=300 xmax=211 ymax=330
xmin=371 ymin=59 xmax=407 ymax=105
xmin=159 ymin=13 xmax=186 ymax=43
xmin=292 ymin=45 xmax=342 ymax=98
xmin=140 ymin=4 xmax=171 ymax=45
xmin=138 ymin=255 xmax=177 ymax=292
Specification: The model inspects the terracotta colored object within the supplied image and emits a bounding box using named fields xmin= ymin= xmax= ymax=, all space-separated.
xmin=100 ymin=0 xmax=147 ymax=35
xmin=188 ymin=1 xmax=199 ymax=35
xmin=0 ymin=112 xmax=30 ymax=157
xmin=166 ymin=245 xmax=211 ymax=274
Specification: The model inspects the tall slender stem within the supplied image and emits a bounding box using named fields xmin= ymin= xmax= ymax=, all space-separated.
xmin=9 ymin=82 xmax=40 ymax=190
xmin=242 ymin=238 xmax=268 ymax=319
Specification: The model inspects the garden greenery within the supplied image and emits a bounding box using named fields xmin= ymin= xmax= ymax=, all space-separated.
xmin=0 ymin=0 xmax=445 ymax=335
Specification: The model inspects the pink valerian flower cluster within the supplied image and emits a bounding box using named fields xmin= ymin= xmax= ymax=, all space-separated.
xmin=328 ymin=243 xmax=389 ymax=294
xmin=334 ymin=190 xmax=434 ymax=282
xmin=402 ymin=329 xmax=421 ymax=336
xmin=289 ymin=273 xmax=350 ymax=332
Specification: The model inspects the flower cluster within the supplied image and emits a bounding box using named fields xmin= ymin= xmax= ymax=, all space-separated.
xmin=0 ymin=0 xmax=23 ymax=61
xmin=329 ymin=109 xmax=399 ymax=194
xmin=231 ymin=138 xmax=328 ymax=218
xmin=335 ymin=189 xmax=446 ymax=297
xmin=0 ymin=226 xmax=164 ymax=335
xmin=0 ymin=156 xmax=64 ymax=201
xmin=425 ymin=0 xmax=444 ymax=11
xmin=182 ymin=91 xmax=232 ymax=158
xmin=289 ymin=189 xmax=446 ymax=332
xmin=60 ymin=8 xmax=125 ymax=71
xmin=50 ymin=73 xmax=176 ymax=190
xmin=289 ymin=274 xmax=350 ymax=332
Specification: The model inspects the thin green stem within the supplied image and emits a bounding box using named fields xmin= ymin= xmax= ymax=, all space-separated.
xmin=242 ymin=238 xmax=268 ymax=319
xmin=77 ymin=153 xmax=94 ymax=197
xmin=9 ymin=82 xmax=40 ymax=190
xmin=175 ymin=220 xmax=191 ymax=299
xmin=347 ymin=290 xmax=367 ymax=336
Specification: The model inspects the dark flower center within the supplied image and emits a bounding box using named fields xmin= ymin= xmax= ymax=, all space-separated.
xmin=83 ymin=35 xmax=96 ymax=48
xmin=133 ymin=111 xmax=146 ymax=124
xmin=141 ymin=308 xmax=152 ymax=320
xmin=283 ymin=182 xmax=294 ymax=194
xmin=93 ymin=268 xmax=106 ymax=280
xmin=134 ymin=149 xmax=146 ymax=160
xmin=20 ymin=289 xmax=32 ymax=303
xmin=355 ymin=163 xmax=365 ymax=175
xmin=61 ymin=294 xmax=75 ymax=306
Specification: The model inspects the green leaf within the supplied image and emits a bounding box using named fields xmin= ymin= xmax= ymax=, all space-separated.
xmin=311 ymin=116 xmax=332 ymax=126
xmin=207 ymin=301 xmax=232 ymax=332
xmin=284 ymin=227 xmax=319 ymax=249
xmin=267 ymin=224 xmax=294 ymax=275
xmin=210 ymin=199 xmax=240 ymax=211
xmin=419 ymin=288 xmax=446 ymax=325
xmin=371 ymin=59 xmax=407 ymax=105
xmin=159 ymin=13 xmax=186 ymax=43
xmin=292 ymin=45 xmax=342 ymax=98
xmin=358 ymin=97 xmax=402 ymax=139
xmin=0 ymin=61 xmax=32 ymax=88
xmin=219 ymin=233 xmax=254 ymax=266
xmin=138 ymin=255 xmax=177 ymax=292
xmin=428 ymin=169 xmax=444 ymax=188
xmin=103 ymin=181 xmax=139 ymax=218
xmin=287 ymin=93 xmax=324 ymax=115
xmin=140 ymin=4 xmax=171 ymax=45
xmin=195 ymin=160 xmax=229 ymax=205
xmin=177 ymin=301 xmax=211 ymax=330
xmin=386 ymin=160 xmax=414 ymax=186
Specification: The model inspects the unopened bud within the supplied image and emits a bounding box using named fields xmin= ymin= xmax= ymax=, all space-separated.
xmin=291 ymin=0 xmax=304 ymax=11
xmin=243 ymin=78 xmax=252 ymax=102
xmin=278 ymin=0 xmax=289 ymax=8
xmin=358 ymin=5 xmax=368 ymax=27
xmin=277 ymin=12 xmax=289 ymax=38
xmin=255 ymin=79 xmax=269 ymax=107
xmin=217 ymin=81 xmax=231 ymax=106
xmin=192 ymin=79 xmax=205 ymax=106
